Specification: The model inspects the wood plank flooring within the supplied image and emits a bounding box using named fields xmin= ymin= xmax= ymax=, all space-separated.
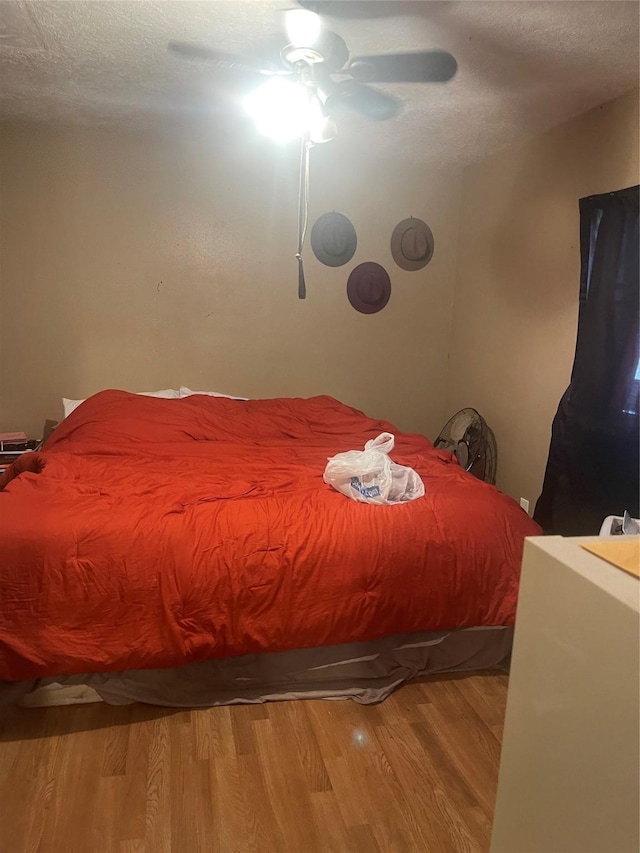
xmin=0 ymin=672 xmax=508 ymax=853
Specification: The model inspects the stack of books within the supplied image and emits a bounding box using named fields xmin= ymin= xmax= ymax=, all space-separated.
xmin=0 ymin=432 xmax=41 ymax=475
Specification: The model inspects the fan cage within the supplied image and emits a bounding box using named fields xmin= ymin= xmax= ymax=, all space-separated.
xmin=434 ymin=408 xmax=497 ymax=486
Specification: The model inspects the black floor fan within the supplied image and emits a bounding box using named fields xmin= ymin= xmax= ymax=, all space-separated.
xmin=434 ymin=408 xmax=497 ymax=485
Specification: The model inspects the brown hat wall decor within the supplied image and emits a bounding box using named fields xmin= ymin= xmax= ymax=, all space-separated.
xmin=391 ymin=217 xmax=434 ymax=271
xmin=347 ymin=262 xmax=391 ymax=314
xmin=311 ymin=212 xmax=357 ymax=267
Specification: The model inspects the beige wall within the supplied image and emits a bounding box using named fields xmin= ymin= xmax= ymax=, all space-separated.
xmin=0 ymin=121 xmax=461 ymax=438
xmin=448 ymin=89 xmax=639 ymax=506
xmin=2 ymin=90 xmax=637 ymax=481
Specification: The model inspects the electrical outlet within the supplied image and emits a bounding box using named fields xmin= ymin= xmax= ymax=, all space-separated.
xmin=520 ymin=497 xmax=530 ymax=515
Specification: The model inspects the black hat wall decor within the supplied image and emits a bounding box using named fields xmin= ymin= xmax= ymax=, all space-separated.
xmin=347 ymin=262 xmax=391 ymax=314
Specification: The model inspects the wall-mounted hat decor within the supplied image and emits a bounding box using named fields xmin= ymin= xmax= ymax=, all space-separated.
xmin=391 ymin=217 xmax=434 ymax=271
xmin=311 ymin=212 xmax=357 ymax=267
xmin=347 ymin=262 xmax=392 ymax=314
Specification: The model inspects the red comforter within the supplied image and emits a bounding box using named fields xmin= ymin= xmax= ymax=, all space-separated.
xmin=0 ymin=391 xmax=539 ymax=681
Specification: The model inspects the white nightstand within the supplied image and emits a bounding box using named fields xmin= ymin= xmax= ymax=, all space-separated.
xmin=491 ymin=535 xmax=640 ymax=853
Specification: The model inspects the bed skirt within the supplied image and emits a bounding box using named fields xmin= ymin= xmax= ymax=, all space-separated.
xmin=2 ymin=625 xmax=512 ymax=708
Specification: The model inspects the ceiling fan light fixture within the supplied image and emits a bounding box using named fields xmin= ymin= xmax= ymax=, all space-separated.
xmin=285 ymin=9 xmax=322 ymax=48
xmin=281 ymin=45 xmax=324 ymax=66
xmin=243 ymin=78 xmax=311 ymax=141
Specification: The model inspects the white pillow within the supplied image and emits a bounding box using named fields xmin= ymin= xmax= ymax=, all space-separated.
xmin=179 ymin=386 xmax=247 ymax=401
xmin=62 ymin=389 xmax=179 ymax=419
xmin=138 ymin=389 xmax=180 ymax=399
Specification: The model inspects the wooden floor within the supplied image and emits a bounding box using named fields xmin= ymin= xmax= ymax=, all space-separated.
xmin=0 ymin=672 xmax=508 ymax=853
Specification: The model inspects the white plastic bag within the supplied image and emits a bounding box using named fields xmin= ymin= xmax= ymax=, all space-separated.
xmin=323 ymin=432 xmax=425 ymax=505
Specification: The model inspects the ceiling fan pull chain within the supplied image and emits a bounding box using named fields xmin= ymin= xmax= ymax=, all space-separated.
xmin=297 ymin=134 xmax=312 ymax=299
xmin=297 ymin=255 xmax=306 ymax=299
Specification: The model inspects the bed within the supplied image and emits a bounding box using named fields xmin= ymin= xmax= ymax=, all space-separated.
xmin=0 ymin=391 xmax=540 ymax=706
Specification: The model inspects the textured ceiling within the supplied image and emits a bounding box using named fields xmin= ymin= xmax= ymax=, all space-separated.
xmin=0 ymin=0 xmax=638 ymax=165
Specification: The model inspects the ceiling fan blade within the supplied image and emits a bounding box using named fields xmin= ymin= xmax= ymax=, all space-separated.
xmin=297 ymin=1 xmax=417 ymax=19
xmin=325 ymin=82 xmax=401 ymax=121
xmin=348 ymin=51 xmax=457 ymax=83
xmin=168 ymin=41 xmax=275 ymax=78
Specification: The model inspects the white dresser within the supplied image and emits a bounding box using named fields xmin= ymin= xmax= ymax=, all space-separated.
xmin=491 ymin=535 xmax=640 ymax=853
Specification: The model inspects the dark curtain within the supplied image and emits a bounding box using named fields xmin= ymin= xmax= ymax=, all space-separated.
xmin=535 ymin=185 xmax=640 ymax=535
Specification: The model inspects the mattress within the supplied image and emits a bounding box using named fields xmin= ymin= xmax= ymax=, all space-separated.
xmin=0 ymin=391 xmax=539 ymax=683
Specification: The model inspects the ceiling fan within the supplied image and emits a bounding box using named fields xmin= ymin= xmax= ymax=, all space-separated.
xmin=168 ymin=2 xmax=457 ymax=142
xmin=168 ymin=1 xmax=457 ymax=297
